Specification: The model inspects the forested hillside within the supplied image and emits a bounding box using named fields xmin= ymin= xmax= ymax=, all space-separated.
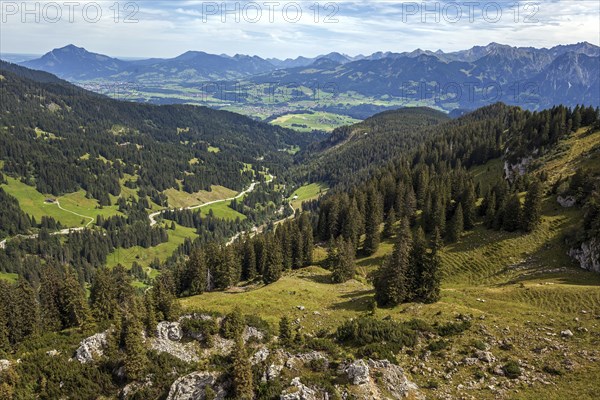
xmin=1 ymin=62 xmax=599 ymax=399
xmin=0 ymin=61 xmax=320 ymax=201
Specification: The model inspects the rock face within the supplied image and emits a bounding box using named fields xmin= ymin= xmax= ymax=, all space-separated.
xmin=569 ymin=238 xmax=600 ymax=273
xmin=243 ymin=326 xmax=265 ymax=343
xmin=166 ymin=371 xmax=226 ymax=400
xmin=280 ymin=377 xmax=325 ymax=400
xmin=157 ymin=321 xmax=183 ymax=341
xmin=504 ymin=156 xmax=533 ymax=182
xmin=342 ymin=359 xmax=422 ymax=399
xmin=151 ymin=319 xmax=200 ymax=363
xmin=345 ymin=359 xmax=370 ymax=385
xmin=557 ymin=195 xmax=577 ymax=208
xmin=74 ymin=331 xmax=108 ymax=363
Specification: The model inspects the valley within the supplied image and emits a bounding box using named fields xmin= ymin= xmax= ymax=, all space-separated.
xmin=0 ymin=36 xmax=599 ymax=400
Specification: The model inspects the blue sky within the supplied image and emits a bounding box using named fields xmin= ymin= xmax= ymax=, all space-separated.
xmin=1 ymin=1 xmax=599 ymax=58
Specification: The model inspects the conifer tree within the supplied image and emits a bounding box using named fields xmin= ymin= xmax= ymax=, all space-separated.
xmin=123 ymin=299 xmax=148 ymax=381
xmin=420 ymin=228 xmax=442 ymax=303
xmin=241 ymin=237 xmax=257 ymax=280
xmin=232 ymin=338 xmax=253 ymax=399
xmin=484 ymin=192 xmax=497 ymax=229
xmin=60 ymin=267 xmax=93 ymax=330
xmin=263 ymin=236 xmax=283 ymax=284
xmin=330 ymin=237 xmax=357 ymax=283
xmin=522 ymin=179 xmax=543 ymax=232
xmin=462 ymin=184 xmax=477 ymax=229
xmin=300 ymin=213 xmax=314 ymax=266
xmin=279 ymin=316 xmax=293 ymax=346
xmin=187 ymin=249 xmax=207 ymax=295
xmin=502 ymin=194 xmax=522 ymax=232
xmin=447 ymin=203 xmax=464 ymax=243
xmin=408 ymin=227 xmax=427 ymax=301
xmin=382 ymin=207 xmax=397 ymax=238
xmin=39 ymin=265 xmax=63 ymax=331
xmin=364 ymin=186 xmax=383 ymax=255
xmin=12 ymin=279 xmax=39 ymax=343
xmin=374 ymin=219 xmax=412 ymax=307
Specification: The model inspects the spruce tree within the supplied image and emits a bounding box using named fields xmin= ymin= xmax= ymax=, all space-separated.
xmin=187 ymin=249 xmax=207 ymax=295
xmin=502 ymin=194 xmax=522 ymax=232
xmin=39 ymin=265 xmax=63 ymax=331
xmin=241 ymin=237 xmax=257 ymax=280
xmin=279 ymin=316 xmax=293 ymax=346
xmin=447 ymin=203 xmax=464 ymax=243
xmin=420 ymin=228 xmax=442 ymax=303
xmin=232 ymin=338 xmax=253 ymax=399
xmin=263 ymin=236 xmax=283 ymax=284
xmin=364 ymin=186 xmax=382 ymax=256
xmin=484 ymin=192 xmax=497 ymax=229
xmin=408 ymin=227 xmax=427 ymax=301
xmin=374 ymin=219 xmax=412 ymax=307
xmin=382 ymin=207 xmax=397 ymax=238
xmin=462 ymin=185 xmax=477 ymax=229
xmin=522 ymin=179 xmax=543 ymax=232
xmin=123 ymin=299 xmax=148 ymax=381
xmin=330 ymin=237 xmax=357 ymax=283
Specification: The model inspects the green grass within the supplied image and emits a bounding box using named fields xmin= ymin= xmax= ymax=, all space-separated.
xmin=180 ymin=129 xmax=600 ymax=399
xmin=1 ymin=177 xmax=120 ymax=227
xmin=270 ymin=112 xmax=361 ymax=132
xmin=207 ymin=146 xmax=220 ymax=153
xmin=0 ymin=272 xmax=18 ymax=283
xmin=106 ymin=223 xmax=198 ymax=269
xmin=289 ymin=182 xmax=329 ymax=210
xmin=164 ymin=185 xmax=237 ymax=209
xmin=470 ymin=158 xmax=504 ymax=193
xmin=199 ymin=201 xmax=246 ymax=221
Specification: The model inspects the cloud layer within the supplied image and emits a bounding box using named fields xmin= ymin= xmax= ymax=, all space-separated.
xmin=1 ymin=0 xmax=598 ymax=58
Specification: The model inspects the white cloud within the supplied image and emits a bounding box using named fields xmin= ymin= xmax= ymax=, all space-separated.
xmin=0 ymin=0 xmax=598 ymax=58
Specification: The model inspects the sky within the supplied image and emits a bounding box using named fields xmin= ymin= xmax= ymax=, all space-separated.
xmin=1 ymin=0 xmax=599 ymax=59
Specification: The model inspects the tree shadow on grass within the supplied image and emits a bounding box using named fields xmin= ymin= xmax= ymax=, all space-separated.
xmin=300 ymin=273 xmax=332 ymax=284
xmin=329 ymin=289 xmax=375 ymax=312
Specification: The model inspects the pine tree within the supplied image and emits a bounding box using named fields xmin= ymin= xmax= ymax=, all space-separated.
xmin=364 ymin=186 xmax=382 ymax=256
xmin=447 ymin=203 xmax=464 ymax=243
xmin=522 ymin=179 xmax=543 ymax=232
xmin=300 ymin=213 xmax=314 ymax=266
xmin=241 ymin=237 xmax=257 ymax=280
xmin=502 ymin=194 xmax=522 ymax=232
xmin=12 ymin=278 xmax=39 ymax=343
xmin=39 ymin=265 xmax=63 ymax=331
xmin=279 ymin=316 xmax=293 ymax=346
xmin=263 ymin=236 xmax=283 ymax=284
xmin=408 ymin=227 xmax=427 ymax=301
xmin=221 ymin=308 xmax=244 ymax=340
xmin=420 ymin=228 xmax=442 ymax=303
xmin=374 ymin=219 xmax=412 ymax=307
xmin=187 ymin=249 xmax=207 ymax=295
xmin=484 ymin=192 xmax=497 ymax=229
xmin=59 ymin=267 xmax=92 ymax=330
xmin=231 ymin=338 xmax=253 ymax=399
xmin=462 ymin=185 xmax=477 ymax=230
xmin=123 ymin=298 xmax=148 ymax=381
xmin=382 ymin=207 xmax=396 ymax=238
xmin=330 ymin=237 xmax=357 ymax=283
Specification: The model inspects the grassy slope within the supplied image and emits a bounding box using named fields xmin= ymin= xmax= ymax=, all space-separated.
xmin=105 ymin=223 xmax=197 ymax=269
xmin=164 ymin=185 xmax=237 ymax=209
xmin=289 ymin=182 xmax=329 ymax=210
xmin=181 ymin=128 xmax=600 ymax=399
xmin=1 ymin=177 xmax=121 ymax=227
xmin=270 ymin=112 xmax=361 ymax=132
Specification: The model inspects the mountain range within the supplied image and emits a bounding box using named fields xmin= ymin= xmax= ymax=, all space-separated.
xmin=15 ymin=42 xmax=600 ymax=113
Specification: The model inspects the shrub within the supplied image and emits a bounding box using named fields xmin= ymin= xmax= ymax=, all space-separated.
xmin=503 ymin=360 xmax=521 ymax=379
xmin=436 ymin=320 xmax=471 ymax=337
xmin=427 ymin=340 xmax=450 ymax=352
